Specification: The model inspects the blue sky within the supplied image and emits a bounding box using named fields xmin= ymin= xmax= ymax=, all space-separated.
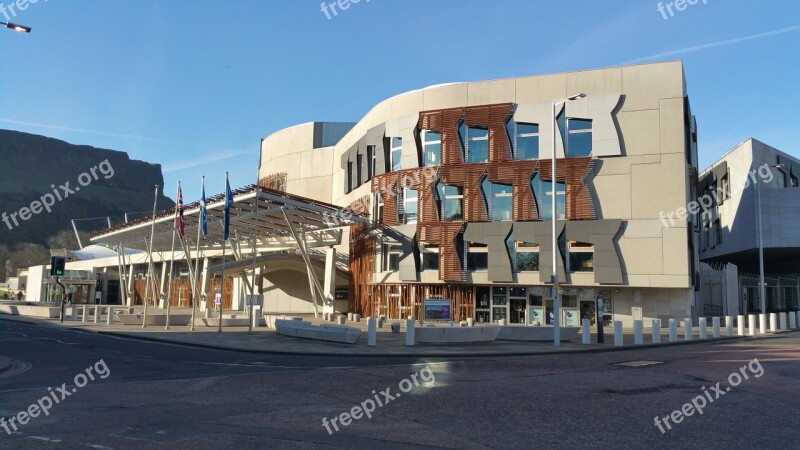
xmin=1 ymin=0 xmax=798 ymax=202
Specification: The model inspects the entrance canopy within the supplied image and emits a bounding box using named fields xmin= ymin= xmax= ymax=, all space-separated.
xmin=90 ymin=185 xmax=370 ymax=251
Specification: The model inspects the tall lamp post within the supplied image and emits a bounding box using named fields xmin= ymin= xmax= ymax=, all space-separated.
xmin=551 ymin=93 xmax=586 ymax=347
xmin=2 ymin=22 xmax=31 ymax=33
xmin=756 ymin=163 xmax=783 ymax=326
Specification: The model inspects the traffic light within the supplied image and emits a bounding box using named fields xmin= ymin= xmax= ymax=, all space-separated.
xmin=51 ymin=256 xmax=66 ymax=277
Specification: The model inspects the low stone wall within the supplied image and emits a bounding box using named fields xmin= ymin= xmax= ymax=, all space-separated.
xmin=275 ymin=319 xmax=361 ymax=344
xmin=496 ymin=325 xmax=581 ymax=341
xmin=0 ymin=303 xmax=61 ymax=318
xmin=414 ymin=325 xmax=502 ymax=344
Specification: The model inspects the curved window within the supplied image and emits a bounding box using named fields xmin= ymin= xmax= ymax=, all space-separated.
xmin=481 ymin=177 xmax=513 ymax=221
xmin=531 ymin=172 xmax=565 ymax=220
xmin=436 ymin=181 xmax=463 ymax=222
xmin=422 ymin=131 xmax=441 ymax=167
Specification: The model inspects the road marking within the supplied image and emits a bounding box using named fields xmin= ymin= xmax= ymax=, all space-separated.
xmin=86 ymin=444 xmax=114 ymax=449
xmin=29 ymin=436 xmax=62 ymax=443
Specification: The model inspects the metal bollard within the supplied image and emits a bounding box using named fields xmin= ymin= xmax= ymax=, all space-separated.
xmin=405 ymin=318 xmax=415 ymax=346
xmin=698 ymin=317 xmax=707 ymax=340
xmin=684 ymin=317 xmax=693 ymax=341
xmin=367 ymin=317 xmax=377 ymax=347
xmin=737 ymin=315 xmax=745 ymax=336
xmin=633 ymin=320 xmax=643 ymax=345
xmin=71 ymin=304 xmax=77 ymax=321
xmin=107 ymin=306 xmax=114 ymax=325
xmin=769 ymin=313 xmax=777 ymax=332
xmin=668 ymin=319 xmax=677 ymax=342
xmin=790 ymin=311 xmax=797 ymax=329
xmin=779 ymin=312 xmax=787 ymax=331
xmin=712 ymin=317 xmax=720 ymax=338
xmin=652 ymin=319 xmax=661 ymax=344
xmin=749 ymin=314 xmax=756 ymax=336
xmin=759 ymin=314 xmax=767 ymax=334
xmin=94 ymin=306 xmax=100 ymax=324
xmin=582 ymin=319 xmax=590 ymax=344
xmin=82 ymin=305 xmax=88 ymax=323
xmin=613 ymin=321 xmax=623 ymax=347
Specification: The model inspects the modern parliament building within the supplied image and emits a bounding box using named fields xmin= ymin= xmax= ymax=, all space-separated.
xmin=257 ymin=60 xmax=701 ymax=328
xmin=27 ymin=61 xmax=704 ymax=329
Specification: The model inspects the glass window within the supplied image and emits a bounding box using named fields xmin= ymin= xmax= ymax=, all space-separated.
xmin=482 ymin=177 xmax=513 ymax=221
xmin=422 ymin=131 xmax=441 ymax=167
xmin=382 ymin=244 xmax=401 ymax=272
xmin=791 ymin=174 xmax=799 ymax=188
xmin=346 ymin=161 xmax=353 ymax=192
xmin=568 ymin=241 xmax=593 ymax=272
xmin=475 ymin=286 xmax=490 ymax=324
xmin=438 ymin=184 xmax=463 ymax=222
xmin=567 ymin=119 xmax=592 ymax=157
xmin=402 ymin=188 xmax=418 ymax=224
xmin=391 ymin=137 xmax=402 ymax=171
xmin=373 ymin=193 xmax=384 ymax=224
xmin=516 ymin=123 xmax=539 ymax=160
xmin=465 ymin=126 xmax=488 ymax=163
xmin=356 ymin=153 xmax=363 ymax=186
xmin=466 ymin=243 xmax=488 ymax=271
xmin=367 ymin=145 xmax=375 ymax=180
xmin=508 ymin=235 xmax=539 ymax=272
xmin=422 ymin=253 xmax=439 ymax=271
xmin=532 ymin=172 xmax=565 ymax=220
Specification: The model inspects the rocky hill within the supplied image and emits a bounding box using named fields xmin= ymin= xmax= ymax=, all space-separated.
xmin=0 ymin=129 xmax=174 ymax=250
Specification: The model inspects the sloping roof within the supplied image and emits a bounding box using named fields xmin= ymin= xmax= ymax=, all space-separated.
xmin=90 ymin=185 xmax=369 ymax=251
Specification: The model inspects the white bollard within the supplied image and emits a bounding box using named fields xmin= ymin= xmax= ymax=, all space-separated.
xmin=94 ymin=306 xmax=100 ymax=324
xmin=652 ymin=319 xmax=661 ymax=344
xmin=582 ymin=319 xmax=591 ymax=344
xmin=107 ymin=306 xmax=114 ymax=325
xmin=633 ymin=320 xmax=643 ymax=345
xmin=698 ymin=317 xmax=707 ymax=340
xmin=779 ymin=312 xmax=787 ymax=331
xmin=759 ymin=313 xmax=767 ymax=334
xmin=684 ymin=317 xmax=693 ymax=341
xmin=668 ymin=319 xmax=677 ymax=342
xmin=405 ymin=319 xmax=415 ymax=346
xmin=71 ymin=304 xmax=77 ymax=321
xmin=790 ymin=311 xmax=797 ymax=329
xmin=737 ymin=315 xmax=745 ymax=336
xmin=614 ymin=321 xmax=623 ymax=347
xmin=749 ymin=314 xmax=756 ymax=336
xmin=725 ymin=316 xmax=733 ymax=337
xmin=797 ymin=312 xmax=800 ymax=329
xmin=466 ymin=318 xmax=475 ymax=327
xmin=367 ymin=317 xmax=377 ymax=347
xmin=712 ymin=317 xmax=720 ymax=338
xmin=347 ymin=312 xmax=354 ymax=322
xmin=769 ymin=313 xmax=777 ymax=332
xmin=82 ymin=305 xmax=88 ymax=323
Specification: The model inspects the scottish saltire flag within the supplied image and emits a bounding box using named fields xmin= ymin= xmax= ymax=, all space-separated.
xmin=223 ymin=172 xmax=233 ymax=241
xmin=200 ymin=176 xmax=208 ymax=237
xmin=177 ymin=182 xmax=185 ymax=238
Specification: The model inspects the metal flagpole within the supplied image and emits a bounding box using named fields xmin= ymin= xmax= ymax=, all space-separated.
xmin=219 ymin=172 xmax=231 ymax=334
xmin=219 ymin=235 xmax=226 ymax=333
xmin=143 ymin=185 xmax=159 ymax=328
xmin=249 ymin=144 xmax=262 ymax=334
xmin=191 ymin=175 xmax=206 ymax=332
xmin=165 ymin=181 xmax=180 ymax=330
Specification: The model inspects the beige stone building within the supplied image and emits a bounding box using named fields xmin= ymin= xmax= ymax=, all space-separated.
xmin=259 ymin=60 xmax=701 ymax=327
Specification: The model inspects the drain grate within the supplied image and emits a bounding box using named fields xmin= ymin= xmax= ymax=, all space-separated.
xmin=614 ymin=360 xmax=664 ymax=367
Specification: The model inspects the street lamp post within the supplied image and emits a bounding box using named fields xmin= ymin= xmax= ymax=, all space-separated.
xmin=551 ymin=93 xmax=586 ymax=347
xmin=2 ymin=22 xmax=31 ymax=33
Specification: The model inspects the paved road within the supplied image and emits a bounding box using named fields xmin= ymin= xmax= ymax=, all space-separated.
xmin=1 ymin=318 xmax=798 ymax=449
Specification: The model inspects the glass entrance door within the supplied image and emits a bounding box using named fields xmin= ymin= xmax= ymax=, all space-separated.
xmin=491 ymin=287 xmax=507 ymax=323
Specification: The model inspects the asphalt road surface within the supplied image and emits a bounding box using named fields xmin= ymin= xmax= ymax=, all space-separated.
xmin=1 ymin=317 xmax=798 ymax=449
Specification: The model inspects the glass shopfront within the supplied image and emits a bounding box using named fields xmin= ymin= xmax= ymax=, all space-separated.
xmin=473 ymin=286 xmax=614 ymax=326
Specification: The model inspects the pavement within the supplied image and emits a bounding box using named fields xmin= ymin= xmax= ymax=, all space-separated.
xmin=0 ymin=306 xmax=771 ymax=357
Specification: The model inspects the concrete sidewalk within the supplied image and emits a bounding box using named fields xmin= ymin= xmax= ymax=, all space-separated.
xmin=0 ymin=310 xmax=769 ymax=357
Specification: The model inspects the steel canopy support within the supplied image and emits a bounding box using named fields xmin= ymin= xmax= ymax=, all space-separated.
xmin=282 ymin=208 xmax=325 ymax=318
